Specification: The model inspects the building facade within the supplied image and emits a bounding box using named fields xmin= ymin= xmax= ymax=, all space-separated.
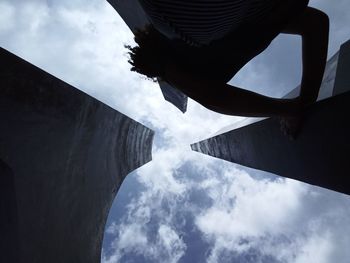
xmin=0 ymin=48 xmax=154 ymax=262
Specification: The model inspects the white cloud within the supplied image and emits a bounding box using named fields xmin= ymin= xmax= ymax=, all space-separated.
xmin=102 ymin=223 xmax=148 ymax=263
xmin=117 ymin=224 xmax=148 ymax=251
xmin=157 ymin=225 xmax=187 ymax=263
xmin=105 ymin=147 xmax=350 ymax=263
xmin=194 ymin=168 xmax=306 ymax=261
xmin=0 ymin=1 xmax=15 ymax=32
xmin=136 ymin=147 xmax=188 ymax=195
xmin=195 ymin=170 xmax=350 ymax=263
xmin=196 ymin=175 xmax=305 ymax=238
xmin=294 ymin=231 xmax=333 ymax=263
xmin=102 ymin=187 xmax=188 ymax=263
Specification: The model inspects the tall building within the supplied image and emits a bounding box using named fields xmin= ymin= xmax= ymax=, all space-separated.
xmin=191 ymin=40 xmax=350 ymax=195
xmin=107 ymin=0 xmax=188 ymax=113
xmin=0 ymin=48 xmax=154 ymax=262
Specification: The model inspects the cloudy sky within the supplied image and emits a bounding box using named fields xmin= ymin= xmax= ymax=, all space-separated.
xmin=1 ymin=0 xmax=350 ymax=262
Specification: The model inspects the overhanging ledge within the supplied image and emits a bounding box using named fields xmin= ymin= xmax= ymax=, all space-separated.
xmin=191 ymin=91 xmax=350 ymax=195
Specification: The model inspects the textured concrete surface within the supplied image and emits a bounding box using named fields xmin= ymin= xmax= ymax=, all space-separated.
xmin=192 ymin=92 xmax=350 ymax=195
xmin=107 ymin=0 xmax=188 ymax=113
xmin=333 ymin=40 xmax=350 ymax=96
xmin=191 ymin=39 xmax=350 ymax=195
xmin=0 ymin=48 xmax=154 ymax=263
xmin=158 ymin=80 xmax=188 ymax=113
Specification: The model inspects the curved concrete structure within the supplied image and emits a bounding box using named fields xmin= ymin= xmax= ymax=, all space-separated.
xmin=0 ymin=48 xmax=154 ymax=262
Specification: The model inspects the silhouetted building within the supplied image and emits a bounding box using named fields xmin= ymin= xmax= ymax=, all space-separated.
xmin=107 ymin=0 xmax=188 ymax=113
xmin=191 ymin=40 xmax=350 ymax=195
xmin=0 ymin=48 xmax=154 ymax=262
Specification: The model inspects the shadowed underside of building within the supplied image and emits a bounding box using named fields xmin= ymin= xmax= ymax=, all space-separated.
xmin=0 ymin=48 xmax=154 ymax=263
xmin=192 ymin=40 xmax=350 ymax=195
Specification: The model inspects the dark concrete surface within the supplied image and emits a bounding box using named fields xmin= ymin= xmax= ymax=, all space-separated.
xmin=192 ymin=92 xmax=350 ymax=195
xmin=0 ymin=160 xmax=20 ymax=263
xmin=158 ymin=80 xmax=188 ymax=113
xmin=333 ymin=40 xmax=350 ymax=96
xmin=191 ymin=39 xmax=350 ymax=195
xmin=0 ymin=48 xmax=154 ymax=263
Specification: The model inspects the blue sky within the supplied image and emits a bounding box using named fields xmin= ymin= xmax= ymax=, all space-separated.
xmin=1 ymin=0 xmax=350 ymax=262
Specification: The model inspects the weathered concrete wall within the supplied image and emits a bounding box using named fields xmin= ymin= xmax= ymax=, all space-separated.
xmin=191 ymin=40 xmax=350 ymax=195
xmin=0 ymin=48 xmax=154 ymax=263
xmin=333 ymin=40 xmax=350 ymax=95
xmin=106 ymin=0 xmax=188 ymax=113
xmin=158 ymin=80 xmax=188 ymax=113
xmin=192 ymin=92 xmax=350 ymax=194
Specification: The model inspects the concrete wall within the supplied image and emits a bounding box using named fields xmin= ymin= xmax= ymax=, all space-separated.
xmin=191 ymin=40 xmax=350 ymax=195
xmin=333 ymin=40 xmax=350 ymax=95
xmin=0 ymin=48 xmax=154 ymax=263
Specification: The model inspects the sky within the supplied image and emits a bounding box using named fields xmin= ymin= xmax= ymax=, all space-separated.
xmin=1 ymin=0 xmax=350 ymax=262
